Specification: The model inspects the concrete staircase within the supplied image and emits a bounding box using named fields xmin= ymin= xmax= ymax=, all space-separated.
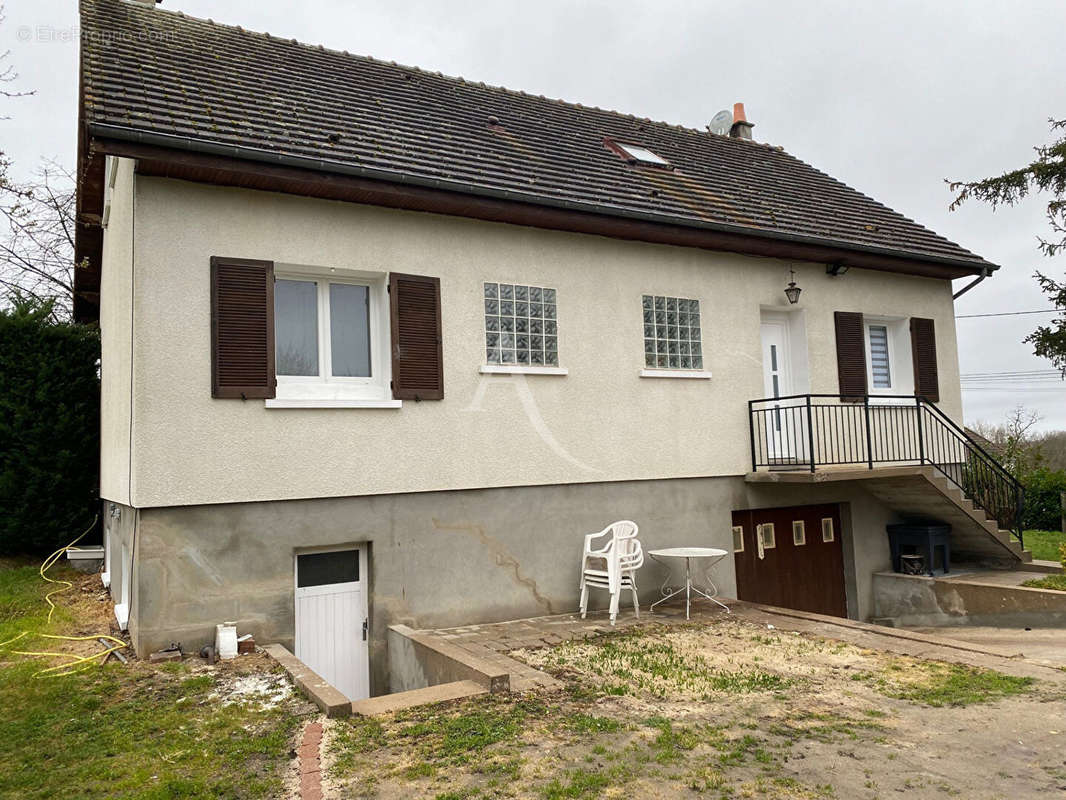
xmin=747 ymin=465 xmax=1029 ymax=566
xmin=855 ymin=468 xmax=1029 ymax=566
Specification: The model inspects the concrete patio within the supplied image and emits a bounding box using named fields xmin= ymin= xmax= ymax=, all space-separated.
xmin=408 ymin=598 xmax=1066 ymax=696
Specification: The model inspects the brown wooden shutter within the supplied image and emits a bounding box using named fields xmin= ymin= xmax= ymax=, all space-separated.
xmin=389 ymin=272 xmax=443 ymax=400
xmin=834 ymin=311 xmax=867 ymax=400
xmin=910 ymin=317 xmax=939 ymax=402
xmin=210 ymin=257 xmax=276 ymax=399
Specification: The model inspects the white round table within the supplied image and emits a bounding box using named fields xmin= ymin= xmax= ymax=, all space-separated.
xmin=647 ymin=547 xmax=730 ymax=620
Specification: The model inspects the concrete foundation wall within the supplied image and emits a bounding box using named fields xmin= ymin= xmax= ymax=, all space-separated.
xmin=387 ymin=624 xmax=508 ymax=694
xmin=873 ymin=572 xmax=1066 ymax=628
xmin=127 ymin=475 xmax=900 ymax=694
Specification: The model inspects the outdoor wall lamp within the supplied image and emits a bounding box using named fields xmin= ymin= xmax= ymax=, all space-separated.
xmin=826 ymin=262 xmax=850 ymax=277
xmin=784 ymin=268 xmax=802 ymax=304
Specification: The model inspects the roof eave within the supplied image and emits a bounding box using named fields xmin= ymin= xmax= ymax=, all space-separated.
xmin=89 ymin=123 xmax=998 ymax=275
xmin=74 ymin=124 xmax=996 ymax=321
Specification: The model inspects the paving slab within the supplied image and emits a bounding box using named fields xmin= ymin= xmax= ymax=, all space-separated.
xmin=904 ymin=624 xmax=1066 ymax=668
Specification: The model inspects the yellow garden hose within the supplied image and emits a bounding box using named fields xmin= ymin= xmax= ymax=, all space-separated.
xmin=0 ymin=517 xmax=130 ymax=677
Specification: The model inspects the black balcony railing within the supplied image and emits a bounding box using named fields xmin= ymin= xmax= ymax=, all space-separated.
xmin=748 ymin=394 xmax=1024 ymax=545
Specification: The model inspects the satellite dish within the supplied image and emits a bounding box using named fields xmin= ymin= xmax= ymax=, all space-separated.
xmin=708 ymin=109 xmax=733 ymax=136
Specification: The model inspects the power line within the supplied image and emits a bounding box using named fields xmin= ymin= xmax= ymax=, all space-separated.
xmin=955 ymin=309 xmax=1059 ymax=319
xmin=963 ymin=373 xmax=1061 ymax=379
xmin=961 ymin=380 xmax=1063 ymax=384
xmin=962 ymin=386 xmax=1066 ymax=391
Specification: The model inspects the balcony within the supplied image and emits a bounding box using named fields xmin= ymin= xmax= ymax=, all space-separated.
xmin=747 ymin=394 xmax=1024 ymax=544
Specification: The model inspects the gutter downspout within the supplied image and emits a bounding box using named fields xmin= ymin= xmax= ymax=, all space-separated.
xmin=952 ymin=267 xmax=991 ymax=300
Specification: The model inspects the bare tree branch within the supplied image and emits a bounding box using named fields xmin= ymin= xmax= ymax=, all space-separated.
xmin=0 ymin=161 xmax=77 ymax=319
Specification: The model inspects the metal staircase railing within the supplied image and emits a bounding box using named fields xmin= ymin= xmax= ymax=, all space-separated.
xmin=748 ymin=394 xmax=1024 ymax=547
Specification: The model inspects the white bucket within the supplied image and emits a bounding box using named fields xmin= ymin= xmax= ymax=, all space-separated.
xmin=215 ymin=622 xmax=239 ymax=660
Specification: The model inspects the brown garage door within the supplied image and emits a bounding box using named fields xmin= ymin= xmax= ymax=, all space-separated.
xmin=731 ymin=504 xmax=847 ymax=618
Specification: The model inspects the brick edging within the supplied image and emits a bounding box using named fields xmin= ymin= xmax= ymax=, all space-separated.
xmin=298 ymin=721 xmax=324 ymax=800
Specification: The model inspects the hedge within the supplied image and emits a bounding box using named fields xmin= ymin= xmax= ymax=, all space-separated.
xmin=0 ymin=298 xmax=100 ymax=555
xmin=1021 ymin=467 xmax=1066 ymax=533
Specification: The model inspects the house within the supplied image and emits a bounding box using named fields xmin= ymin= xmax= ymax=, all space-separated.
xmin=76 ymin=0 xmax=1027 ymax=700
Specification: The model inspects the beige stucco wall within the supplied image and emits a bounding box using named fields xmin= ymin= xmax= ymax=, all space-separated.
xmin=111 ymin=174 xmax=963 ymax=508
xmin=99 ymin=157 xmax=135 ymax=505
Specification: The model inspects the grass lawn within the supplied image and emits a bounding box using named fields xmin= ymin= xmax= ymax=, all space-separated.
xmin=1022 ymin=574 xmax=1066 ymax=591
xmin=324 ymin=620 xmax=1062 ymax=800
xmin=1023 ymin=529 xmax=1065 ymax=562
xmin=0 ymin=563 xmax=311 ymax=799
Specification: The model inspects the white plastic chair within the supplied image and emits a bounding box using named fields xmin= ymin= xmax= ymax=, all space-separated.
xmin=578 ymin=521 xmax=644 ymax=625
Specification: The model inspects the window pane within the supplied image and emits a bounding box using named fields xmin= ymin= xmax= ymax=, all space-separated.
xmin=275 ymin=279 xmax=319 ymax=376
xmin=869 ymin=325 xmax=891 ymax=388
xmin=330 ymin=283 xmax=371 ymax=377
xmin=484 ymin=283 xmax=559 ymax=366
xmin=643 ymin=295 xmax=703 ymax=370
xmin=297 ymin=550 xmax=359 ymax=588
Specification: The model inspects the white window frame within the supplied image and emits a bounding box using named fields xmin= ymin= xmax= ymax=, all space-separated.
xmin=615 ymin=142 xmax=670 ymax=167
xmin=479 ymin=281 xmax=567 ymax=376
xmin=757 ymin=523 xmax=776 ymax=550
xmin=863 ymin=316 xmax=913 ymax=400
xmin=792 ymin=520 xmax=806 ymax=546
xmin=732 ymin=525 xmax=745 ymax=553
xmin=639 ymin=293 xmax=712 ymax=379
xmin=821 ymin=517 xmax=835 ymax=543
xmin=267 ymin=266 xmax=400 ymax=409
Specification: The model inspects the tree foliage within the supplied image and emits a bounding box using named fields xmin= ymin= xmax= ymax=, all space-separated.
xmin=972 ymin=407 xmax=1066 ymax=532
xmin=950 ymin=118 xmax=1066 ymax=377
xmin=1020 ymin=467 xmax=1066 ymax=532
xmin=0 ymin=294 xmax=100 ymax=555
xmin=949 ymin=118 xmax=1066 ymax=258
xmin=1025 ymin=272 xmax=1066 ymax=378
xmin=969 ymin=406 xmax=1042 ymax=479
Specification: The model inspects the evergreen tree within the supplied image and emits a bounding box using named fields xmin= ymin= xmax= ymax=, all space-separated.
xmin=950 ymin=118 xmax=1066 ymax=377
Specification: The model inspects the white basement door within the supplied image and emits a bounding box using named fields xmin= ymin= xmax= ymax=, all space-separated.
xmin=294 ymin=548 xmax=369 ymax=701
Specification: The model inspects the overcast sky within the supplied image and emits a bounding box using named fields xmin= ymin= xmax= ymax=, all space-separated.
xmin=4 ymin=0 xmax=1065 ymax=429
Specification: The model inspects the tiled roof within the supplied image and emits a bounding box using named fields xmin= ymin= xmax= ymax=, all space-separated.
xmin=79 ymin=0 xmax=993 ymax=272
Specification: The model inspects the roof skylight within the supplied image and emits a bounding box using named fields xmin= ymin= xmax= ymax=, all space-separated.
xmin=614 ymin=142 xmax=670 ymax=167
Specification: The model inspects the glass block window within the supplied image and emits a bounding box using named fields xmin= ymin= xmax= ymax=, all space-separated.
xmin=484 ymin=283 xmax=558 ymax=366
xmin=642 ymin=295 xmax=703 ymax=369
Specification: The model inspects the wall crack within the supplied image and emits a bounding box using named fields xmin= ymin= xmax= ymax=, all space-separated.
xmin=432 ymin=519 xmax=555 ymax=614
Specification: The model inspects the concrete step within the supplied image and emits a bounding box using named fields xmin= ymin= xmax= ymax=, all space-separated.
xmin=862 ymin=474 xmax=1023 ymax=565
xmin=1020 ymin=559 xmax=1064 ymax=575
xmin=350 ymin=680 xmax=488 ymax=716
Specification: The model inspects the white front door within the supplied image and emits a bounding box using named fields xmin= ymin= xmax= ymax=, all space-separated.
xmin=294 ymin=547 xmax=369 ymax=701
xmin=760 ymin=315 xmax=800 ymax=463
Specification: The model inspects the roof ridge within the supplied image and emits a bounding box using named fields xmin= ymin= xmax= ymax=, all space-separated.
xmin=79 ymin=0 xmax=995 ymax=273
xmin=129 ymin=0 xmax=776 ymax=147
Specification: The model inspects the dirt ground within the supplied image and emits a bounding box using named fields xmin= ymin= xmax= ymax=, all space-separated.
xmin=324 ymin=615 xmax=1066 ymax=800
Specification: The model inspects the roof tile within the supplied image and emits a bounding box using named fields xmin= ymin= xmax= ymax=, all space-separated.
xmin=79 ymin=0 xmax=992 ymax=270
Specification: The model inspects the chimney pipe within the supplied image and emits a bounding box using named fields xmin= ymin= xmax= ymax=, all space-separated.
xmin=729 ymin=102 xmax=754 ymax=140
